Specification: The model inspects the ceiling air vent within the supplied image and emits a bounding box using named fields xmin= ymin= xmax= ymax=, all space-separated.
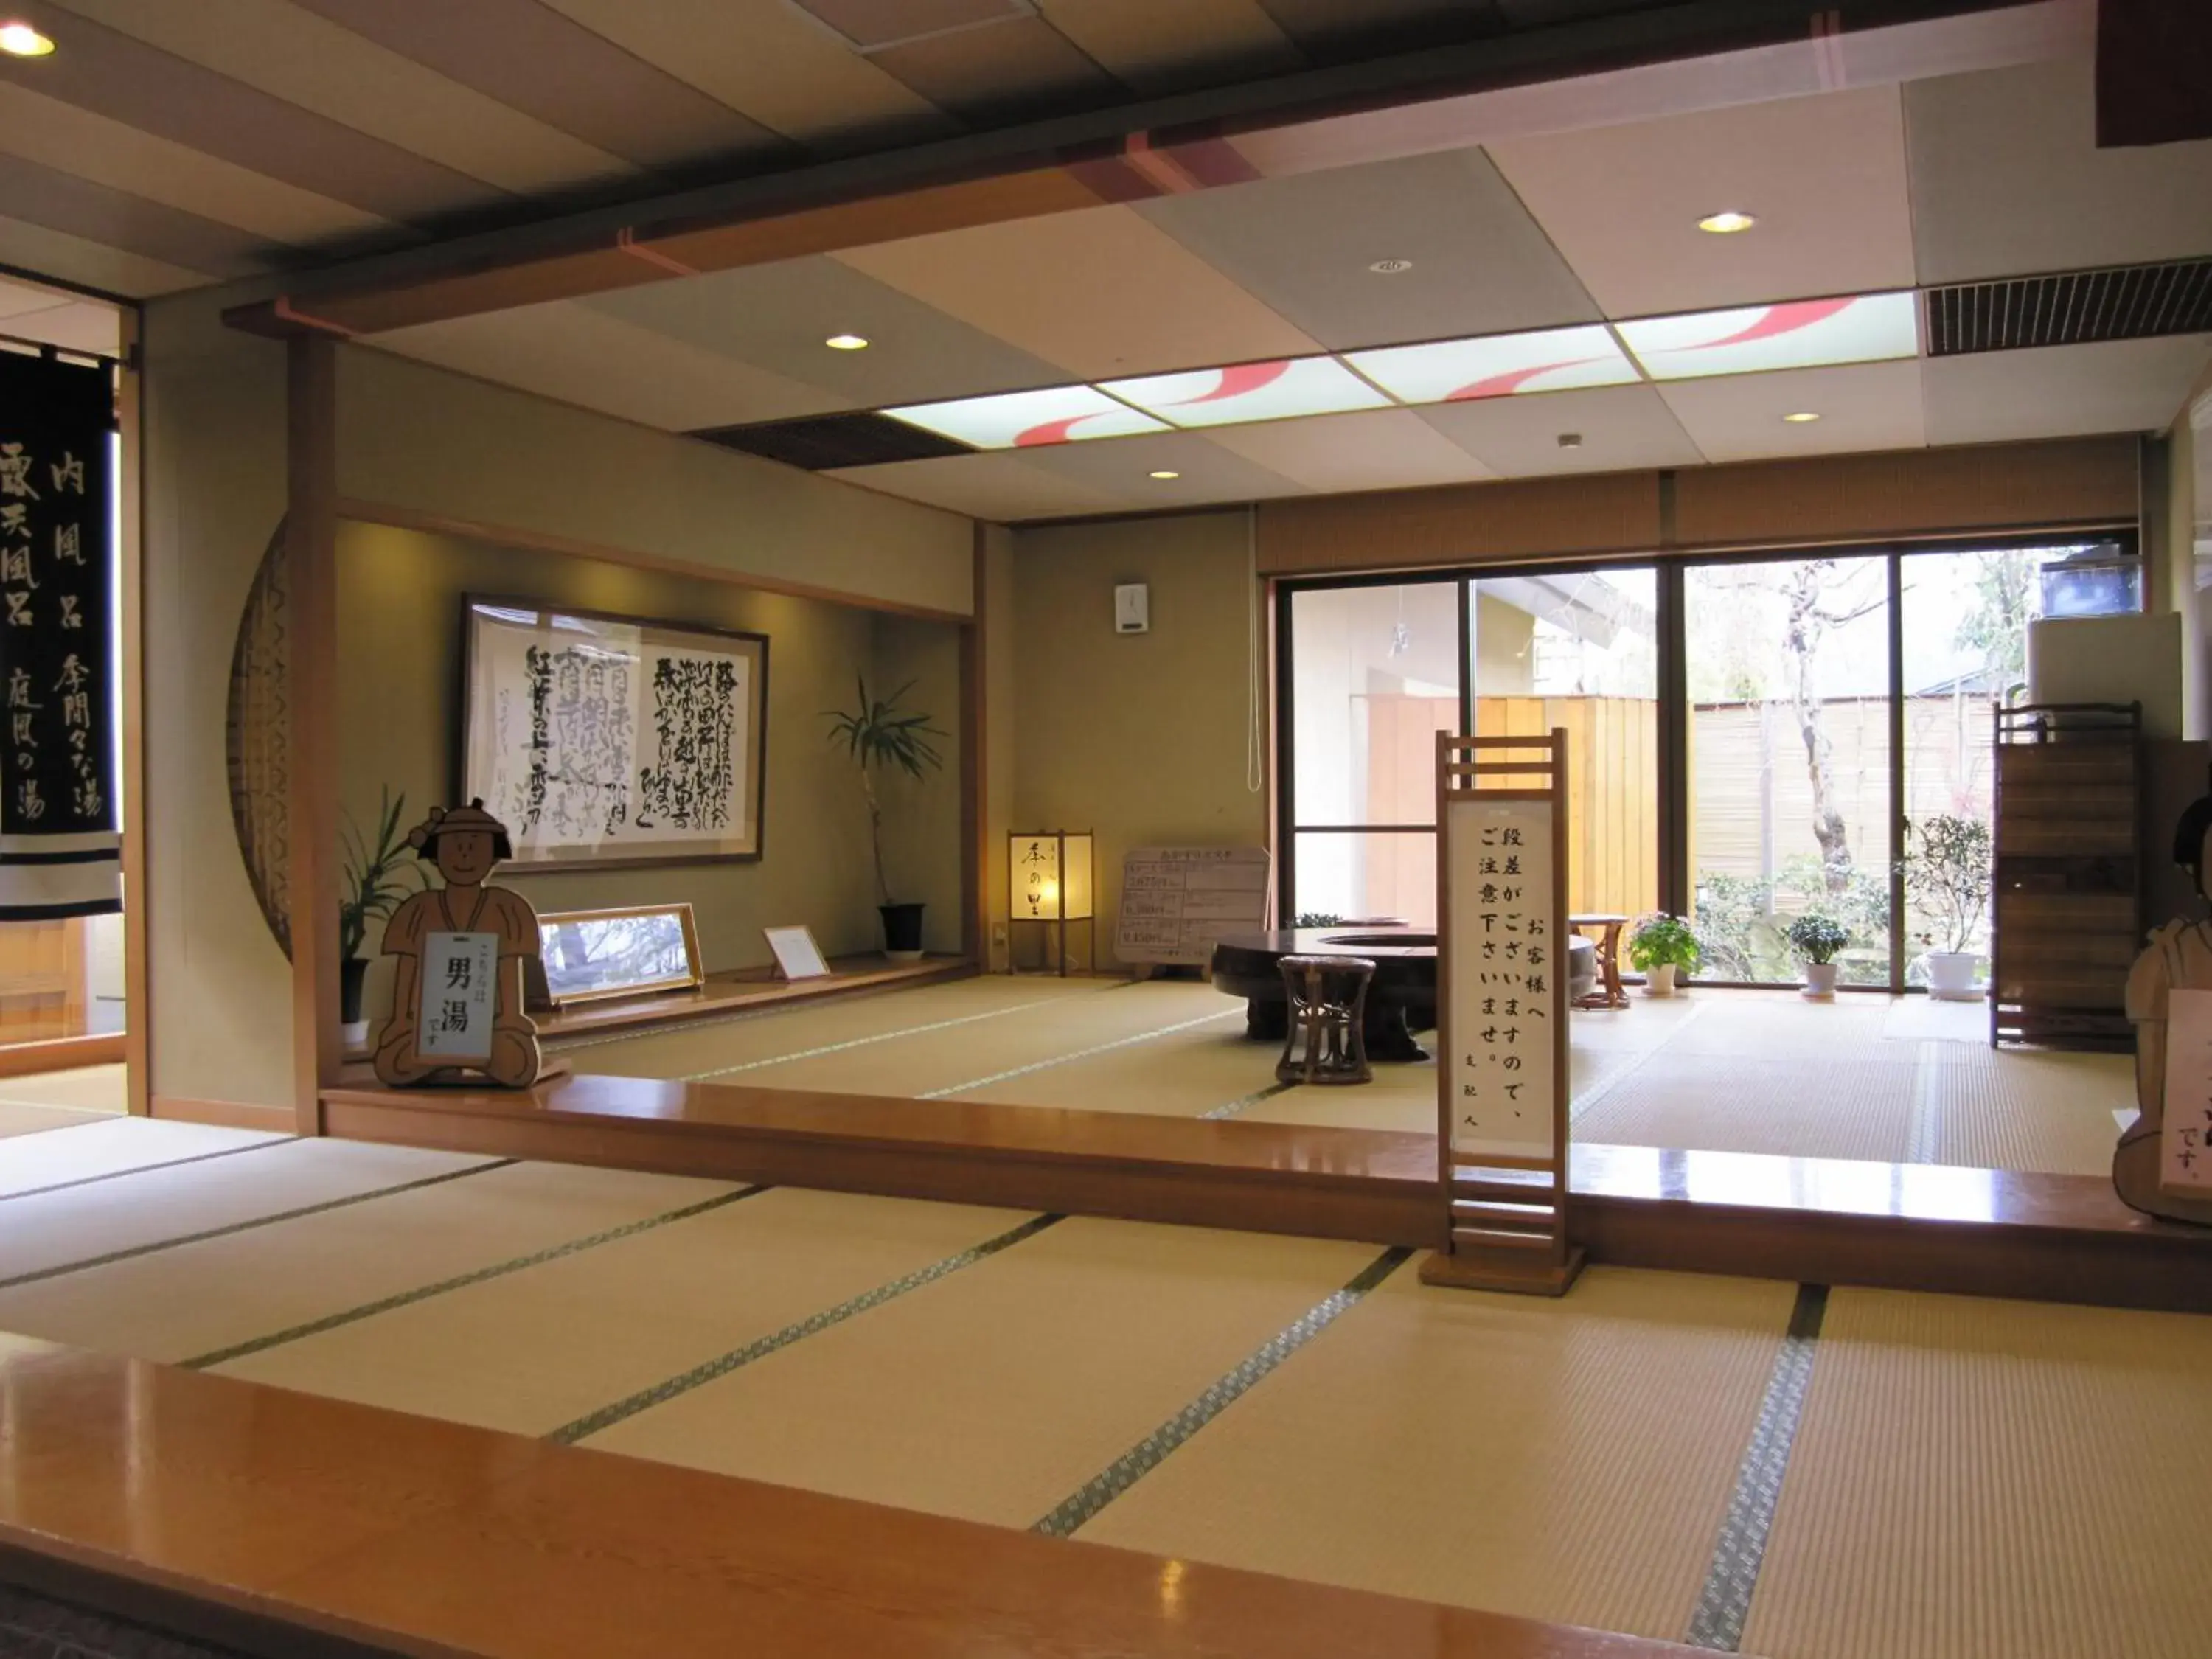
xmin=691 ymin=411 xmax=974 ymax=470
xmin=1924 ymin=259 xmax=2212 ymax=355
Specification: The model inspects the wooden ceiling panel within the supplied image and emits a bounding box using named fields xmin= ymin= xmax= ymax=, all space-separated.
xmin=835 ymin=204 xmax=1320 ymax=379
xmin=1486 ymin=85 xmax=1917 ymax=319
xmin=46 ymin=0 xmax=636 ymax=200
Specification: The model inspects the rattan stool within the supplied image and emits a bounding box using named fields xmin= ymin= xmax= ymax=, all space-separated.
xmin=1275 ymin=954 xmax=1376 ymax=1085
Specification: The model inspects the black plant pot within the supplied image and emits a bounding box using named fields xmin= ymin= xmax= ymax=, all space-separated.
xmin=878 ymin=902 xmax=926 ymax=960
xmin=340 ymin=956 xmax=370 ymax=1025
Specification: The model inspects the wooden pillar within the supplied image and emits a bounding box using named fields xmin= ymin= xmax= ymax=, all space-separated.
xmin=118 ymin=311 xmax=150 ymax=1117
xmin=285 ymin=335 xmax=340 ymax=1132
xmin=960 ymin=523 xmax=987 ymax=965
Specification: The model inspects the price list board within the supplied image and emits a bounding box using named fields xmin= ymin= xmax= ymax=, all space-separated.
xmin=1113 ymin=846 xmax=1270 ymax=967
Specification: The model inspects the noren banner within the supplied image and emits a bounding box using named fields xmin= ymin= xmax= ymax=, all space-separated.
xmin=0 ymin=348 xmax=118 ymax=919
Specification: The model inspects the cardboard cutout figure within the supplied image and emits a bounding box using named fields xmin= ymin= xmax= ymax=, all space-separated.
xmin=2117 ymin=796 xmax=2212 ymax=1225
xmin=373 ymin=801 xmax=544 ymax=1089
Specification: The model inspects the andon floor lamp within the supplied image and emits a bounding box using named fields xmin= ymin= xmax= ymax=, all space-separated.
xmin=1009 ymin=830 xmax=1094 ymax=976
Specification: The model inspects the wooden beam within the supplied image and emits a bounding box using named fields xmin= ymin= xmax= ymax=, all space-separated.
xmin=116 ymin=309 xmax=149 ymax=1119
xmin=285 ymin=337 xmax=341 ymax=1135
xmin=961 ymin=524 xmax=987 ymax=964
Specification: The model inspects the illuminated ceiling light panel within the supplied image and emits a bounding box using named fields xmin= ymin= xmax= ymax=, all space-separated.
xmin=1618 ymin=292 xmax=1919 ymax=380
xmin=882 ymin=384 xmax=1166 ymax=449
xmin=1344 ymin=325 xmax=1638 ymax=404
xmin=1097 ymin=357 xmax=1389 ymax=428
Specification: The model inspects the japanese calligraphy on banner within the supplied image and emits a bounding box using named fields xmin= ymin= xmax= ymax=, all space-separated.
xmin=2160 ymin=987 xmax=2212 ymax=1193
xmin=462 ymin=599 xmax=768 ymax=867
xmin=1115 ymin=846 xmax=1271 ymax=966
xmin=0 ymin=349 xmax=117 ymax=920
xmin=1444 ymin=796 xmax=1557 ymax=1161
xmin=416 ymin=930 xmax=498 ymax=1062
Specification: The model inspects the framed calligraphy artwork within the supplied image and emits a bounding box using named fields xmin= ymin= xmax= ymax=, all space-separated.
xmin=461 ymin=598 xmax=767 ymax=869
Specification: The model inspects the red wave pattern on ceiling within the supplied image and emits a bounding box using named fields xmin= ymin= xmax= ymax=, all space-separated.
xmin=1684 ymin=296 xmax=1856 ymax=352
xmin=1448 ymin=356 xmax=1607 ymax=400
xmin=1175 ymin=360 xmax=1290 ymax=405
xmin=1014 ymin=414 xmax=1093 ymax=446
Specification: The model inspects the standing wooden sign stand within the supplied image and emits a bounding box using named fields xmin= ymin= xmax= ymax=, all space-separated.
xmin=1420 ymin=729 xmax=1583 ymax=1297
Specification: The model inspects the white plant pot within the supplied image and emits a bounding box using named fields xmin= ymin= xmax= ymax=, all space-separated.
xmin=341 ymin=1018 xmax=369 ymax=1051
xmin=1644 ymin=962 xmax=1677 ymax=998
xmin=1925 ymin=950 xmax=1983 ymax=1001
xmin=1801 ymin=962 xmax=1838 ymax=1001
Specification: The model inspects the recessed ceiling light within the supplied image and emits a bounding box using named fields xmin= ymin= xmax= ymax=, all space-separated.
xmin=1697 ymin=210 xmax=1756 ymax=234
xmin=824 ymin=333 xmax=869 ymax=351
xmin=1368 ymin=259 xmax=1414 ymax=275
xmin=1557 ymin=433 xmax=1582 ymax=449
xmin=1149 ymin=470 xmax=1180 ymax=480
xmin=1782 ymin=411 xmax=1822 ymax=423
xmin=0 ymin=21 xmax=55 ymax=55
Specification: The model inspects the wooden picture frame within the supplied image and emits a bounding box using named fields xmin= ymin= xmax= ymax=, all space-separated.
xmin=536 ymin=902 xmax=705 ymax=1008
xmin=764 ymin=924 xmax=831 ymax=982
xmin=460 ymin=596 xmax=768 ymax=870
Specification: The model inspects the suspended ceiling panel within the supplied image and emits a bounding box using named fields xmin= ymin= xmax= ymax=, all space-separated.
xmin=826 ymin=451 xmax=1127 ymax=521
xmin=1904 ymin=58 xmax=2212 ymax=285
xmin=1485 ymin=84 xmax=1918 ymax=317
xmin=1203 ymin=407 xmax=1496 ymax=493
xmin=1418 ymin=383 xmax=1707 ymax=476
xmin=0 ymin=272 xmax=121 ymax=355
xmin=1921 ymin=335 xmax=2212 ymax=448
xmin=1007 ymin=427 xmax=1310 ymax=508
xmin=371 ymin=302 xmax=851 ymax=434
xmin=1654 ymin=359 xmax=1928 ymax=463
xmin=1034 ymin=0 xmax=1301 ymax=96
xmin=584 ymin=257 xmax=1066 ymax=408
xmin=832 ymin=203 xmax=1321 ymax=379
xmin=0 ymin=209 xmax=201 ymax=296
xmin=1138 ymin=149 xmax=1603 ymax=349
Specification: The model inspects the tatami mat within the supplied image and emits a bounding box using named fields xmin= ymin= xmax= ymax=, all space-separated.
xmin=1661 ymin=995 xmax=1904 ymax=1062
xmin=1742 ymin=1287 xmax=2212 ymax=1659
xmin=0 ymin=1100 xmax=106 ymax=1140
xmin=953 ymin=1018 xmax=1273 ymax=1115
xmin=1573 ymin=1055 xmax=1918 ymax=1163
xmin=1924 ymin=1048 xmax=2133 ymax=1176
xmin=0 ymin=1140 xmax=493 ymax=1286
xmin=1243 ymin=1063 xmax=1438 ymax=1132
xmin=0 ymin=1064 xmax=128 ymax=1114
xmin=1878 ymin=997 xmax=1989 ymax=1047
xmin=218 ymin=1186 xmax=1035 ymax=1437
xmin=586 ymin=1217 xmax=1382 ymax=1529
xmin=0 ymin=1116 xmax=283 ymax=1198
xmin=1081 ymin=1265 xmax=1797 ymax=1641
xmin=0 ymin=1161 xmax=736 ymax=1363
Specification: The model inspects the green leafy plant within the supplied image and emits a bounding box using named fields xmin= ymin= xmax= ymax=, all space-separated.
xmin=1293 ymin=911 xmax=1343 ymax=928
xmin=824 ymin=677 xmax=946 ymax=906
xmin=339 ymin=787 xmax=420 ymax=961
xmin=1786 ymin=914 xmax=1849 ymax=966
xmin=1627 ymin=912 xmax=1703 ymax=975
xmin=1903 ymin=813 xmax=1992 ymax=956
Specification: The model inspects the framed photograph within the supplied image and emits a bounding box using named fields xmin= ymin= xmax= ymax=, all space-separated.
xmin=764 ymin=924 xmax=831 ymax=981
xmin=537 ymin=904 xmax=705 ymax=1008
xmin=461 ymin=596 xmax=768 ymax=869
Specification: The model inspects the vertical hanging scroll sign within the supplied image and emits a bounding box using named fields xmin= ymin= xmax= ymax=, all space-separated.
xmin=1420 ymin=729 xmax=1582 ymax=1296
xmin=0 ymin=350 xmax=118 ymax=920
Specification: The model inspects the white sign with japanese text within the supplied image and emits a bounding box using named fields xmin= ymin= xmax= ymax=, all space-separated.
xmin=1444 ymin=796 xmax=1557 ymax=1161
xmin=1115 ymin=846 xmax=1271 ymax=966
xmin=416 ymin=931 xmax=499 ymax=1062
xmin=2160 ymin=987 xmax=2212 ymax=1193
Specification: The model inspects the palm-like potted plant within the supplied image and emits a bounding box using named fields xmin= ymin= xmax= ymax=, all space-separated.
xmin=825 ymin=677 xmax=946 ymax=960
xmin=1627 ymin=912 xmax=1701 ymax=997
xmin=1786 ymin=914 xmax=1849 ymax=1001
xmin=1904 ymin=814 xmax=1992 ymax=1001
xmin=338 ymin=787 xmax=420 ymax=1046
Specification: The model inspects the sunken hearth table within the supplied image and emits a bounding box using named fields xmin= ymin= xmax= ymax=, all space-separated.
xmin=1211 ymin=928 xmax=1439 ymax=1062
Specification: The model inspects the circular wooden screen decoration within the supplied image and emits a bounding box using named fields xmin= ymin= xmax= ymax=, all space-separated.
xmin=225 ymin=521 xmax=291 ymax=960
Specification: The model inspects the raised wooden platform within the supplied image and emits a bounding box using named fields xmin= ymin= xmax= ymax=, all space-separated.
xmin=537 ymin=953 xmax=973 ymax=1042
xmin=0 ymin=1334 xmax=1704 ymax=1659
xmin=321 ymin=1072 xmax=2212 ymax=1314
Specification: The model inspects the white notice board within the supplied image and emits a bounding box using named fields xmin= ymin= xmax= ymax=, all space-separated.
xmin=2161 ymin=987 xmax=2212 ymax=1193
xmin=1444 ymin=796 xmax=1559 ymax=1161
xmin=1115 ymin=846 xmax=1272 ymax=966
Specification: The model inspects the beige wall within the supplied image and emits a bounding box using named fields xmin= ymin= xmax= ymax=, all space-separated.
xmin=335 ymin=521 xmax=966 ymax=1020
xmin=1010 ymin=510 xmax=1268 ymax=970
xmin=981 ymin=524 xmax=1016 ymax=972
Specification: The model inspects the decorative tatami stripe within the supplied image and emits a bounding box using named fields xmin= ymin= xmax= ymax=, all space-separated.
xmin=682 ymin=998 xmax=1061 ymax=1082
xmin=1684 ymin=1284 xmax=1830 ymax=1652
xmin=1906 ymin=1040 xmax=1941 ymax=1164
xmin=919 ymin=1009 xmax=1242 ymax=1099
xmin=0 ymin=1159 xmax=518 ymax=1293
xmin=1031 ymin=1245 xmax=1413 ymax=1539
xmin=0 ymin=1135 xmax=296 ymax=1203
xmin=179 ymin=1184 xmax=765 ymax=1371
xmin=1198 ymin=1080 xmax=1293 ymax=1121
xmin=546 ymin=1214 xmax=1066 ymax=1446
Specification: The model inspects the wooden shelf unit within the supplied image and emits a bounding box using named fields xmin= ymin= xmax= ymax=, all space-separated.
xmin=1991 ymin=701 xmax=2141 ymax=1051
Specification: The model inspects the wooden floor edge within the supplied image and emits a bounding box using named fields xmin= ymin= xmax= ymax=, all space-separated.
xmin=0 ymin=1337 xmax=1712 ymax=1659
xmin=0 ymin=1032 xmax=125 ymax=1081
xmin=149 ymin=1094 xmax=296 ymax=1133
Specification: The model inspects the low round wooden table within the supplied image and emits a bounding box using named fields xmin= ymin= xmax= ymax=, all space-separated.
xmin=1211 ymin=928 xmax=1437 ymax=1062
xmin=1568 ymin=913 xmax=1630 ymax=1009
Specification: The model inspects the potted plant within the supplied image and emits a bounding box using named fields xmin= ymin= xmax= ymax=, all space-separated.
xmin=338 ymin=787 xmax=420 ymax=1047
xmin=1786 ymin=914 xmax=1849 ymax=1000
xmin=1627 ymin=913 xmax=1701 ymax=997
xmin=826 ymin=677 xmax=946 ymax=961
xmin=1904 ymin=814 xmax=1992 ymax=1001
